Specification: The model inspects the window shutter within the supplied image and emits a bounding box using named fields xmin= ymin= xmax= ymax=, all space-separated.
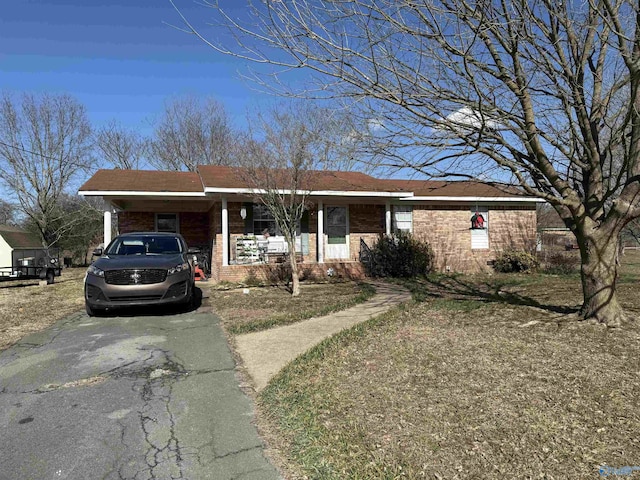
xmin=301 ymin=210 xmax=310 ymax=255
xmin=243 ymin=203 xmax=253 ymax=235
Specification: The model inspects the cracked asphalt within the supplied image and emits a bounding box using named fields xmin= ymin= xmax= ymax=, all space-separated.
xmin=0 ymin=306 xmax=281 ymax=480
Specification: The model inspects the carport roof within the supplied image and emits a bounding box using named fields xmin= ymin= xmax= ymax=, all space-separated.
xmin=78 ymin=169 xmax=204 ymax=194
xmin=0 ymin=226 xmax=42 ymax=249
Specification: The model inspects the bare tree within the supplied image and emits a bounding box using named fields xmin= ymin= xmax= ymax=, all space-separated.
xmin=96 ymin=120 xmax=149 ymax=169
xmin=179 ymin=0 xmax=640 ymax=326
xmin=150 ymin=95 xmax=238 ymax=171
xmin=238 ymin=104 xmax=355 ymax=296
xmin=0 ymin=92 xmax=93 ymax=248
xmin=56 ymin=195 xmax=104 ymax=265
xmin=0 ymin=200 xmax=17 ymax=226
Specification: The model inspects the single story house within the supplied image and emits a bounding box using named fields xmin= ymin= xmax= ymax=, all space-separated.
xmin=0 ymin=225 xmax=46 ymax=274
xmin=78 ymin=166 xmax=542 ymax=282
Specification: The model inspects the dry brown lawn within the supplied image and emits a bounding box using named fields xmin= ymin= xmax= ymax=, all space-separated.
xmin=0 ymin=268 xmax=86 ymax=351
xmin=205 ymin=281 xmax=375 ymax=334
xmin=0 ymin=271 xmax=375 ymax=350
xmin=259 ymin=252 xmax=640 ymax=480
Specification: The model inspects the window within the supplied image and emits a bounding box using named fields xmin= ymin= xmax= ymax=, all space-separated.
xmin=252 ymin=204 xmax=277 ymax=236
xmin=156 ymin=213 xmax=178 ymax=233
xmin=470 ymin=207 xmax=489 ymax=249
xmin=393 ymin=206 xmax=413 ymax=234
xmin=326 ymin=206 xmax=347 ymax=245
xmin=107 ymin=234 xmax=183 ymax=255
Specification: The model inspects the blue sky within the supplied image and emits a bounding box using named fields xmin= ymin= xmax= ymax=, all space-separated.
xmin=0 ymin=0 xmax=275 ymax=133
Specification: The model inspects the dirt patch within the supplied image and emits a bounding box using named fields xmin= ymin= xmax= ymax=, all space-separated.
xmin=0 ymin=268 xmax=86 ymax=351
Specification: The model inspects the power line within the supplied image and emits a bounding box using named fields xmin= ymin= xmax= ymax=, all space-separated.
xmin=0 ymin=140 xmax=64 ymax=162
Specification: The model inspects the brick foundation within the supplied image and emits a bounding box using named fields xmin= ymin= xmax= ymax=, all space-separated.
xmin=217 ymin=261 xmax=365 ymax=284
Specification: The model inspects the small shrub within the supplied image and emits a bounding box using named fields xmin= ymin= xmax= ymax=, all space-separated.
xmin=493 ymin=249 xmax=539 ymax=273
xmin=364 ymin=233 xmax=434 ymax=278
xmin=266 ymin=262 xmax=292 ymax=285
xmin=542 ymin=252 xmax=579 ymax=275
xmin=243 ymin=269 xmax=263 ymax=287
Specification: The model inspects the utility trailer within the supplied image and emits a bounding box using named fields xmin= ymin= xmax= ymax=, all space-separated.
xmin=0 ymin=248 xmax=62 ymax=284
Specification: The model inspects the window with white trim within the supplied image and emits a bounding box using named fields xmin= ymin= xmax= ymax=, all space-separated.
xmin=470 ymin=207 xmax=488 ymax=249
xmin=393 ymin=206 xmax=413 ymax=234
xmin=156 ymin=213 xmax=179 ymax=233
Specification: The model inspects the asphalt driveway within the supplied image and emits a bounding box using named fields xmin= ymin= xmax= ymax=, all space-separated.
xmin=0 ymin=304 xmax=280 ymax=480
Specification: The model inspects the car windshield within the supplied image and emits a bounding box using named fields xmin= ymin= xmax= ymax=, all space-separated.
xmin=105 ymin=235 xmax=183 ymax=256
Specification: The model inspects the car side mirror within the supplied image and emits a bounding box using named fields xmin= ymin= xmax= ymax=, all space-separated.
xmin=92 ymin=248 xmax=103 ymax=257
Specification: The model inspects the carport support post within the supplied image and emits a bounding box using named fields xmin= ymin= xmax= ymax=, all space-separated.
xmin=385 ymin=201 xmax=392 ymax=236
xmin=317 ymin=201 xmax=324 ymax=263
xmin=222 ymin=197 xmax=229 ymax=267
xmin=103 ymin=199 xmax=112 ymax=247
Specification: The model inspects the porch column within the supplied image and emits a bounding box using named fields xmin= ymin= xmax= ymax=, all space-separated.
xmin=103 ymin=199 xmax=112 ymax=247
xmin=385 ymin=201 xmax=392 ymax=235
xmin=222 ymin=197 xmax=229 ymax=267
xmin=317 ymin=201 xmax=324 ymax=263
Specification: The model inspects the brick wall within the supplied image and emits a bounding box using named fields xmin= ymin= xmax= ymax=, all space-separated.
xmin=412 ymin=205 xmax=537 ymax=273
xmin=119 ymin=202 xmax=536 ymax=278
xmin=179 ymin=212 xmax=209 ymax=247
xmin=117 ymin=211 xmax=210 ymax=248
xmin=208 ymin=204 xmax=220 ymax=282
xmin=348 ymin=204 xmax=385 ymax=261
xmin=118 ymin=212 xmax=155 ymax=233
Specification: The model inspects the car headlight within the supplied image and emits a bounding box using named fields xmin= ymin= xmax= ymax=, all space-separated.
xmin=87 ymin=264 xmax=105 ymax=277
xmin=167 ymin=262 xmax=189 ymax=276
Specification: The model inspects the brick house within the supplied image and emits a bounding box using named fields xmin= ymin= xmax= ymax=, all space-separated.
xmin=78 ymin=166 xmax=541 ymax=282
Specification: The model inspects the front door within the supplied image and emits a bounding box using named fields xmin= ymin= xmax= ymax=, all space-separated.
xmin=325 ymin=206 xmax=349 ymax=259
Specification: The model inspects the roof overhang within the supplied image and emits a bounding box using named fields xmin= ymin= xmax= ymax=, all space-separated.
xmin=79 ymin=191 xmax=206 ymax=197
xmin=399 ymin=196 xmax=543 ymax=202
xmin=203 ymin=187 xmax=409 ymax=197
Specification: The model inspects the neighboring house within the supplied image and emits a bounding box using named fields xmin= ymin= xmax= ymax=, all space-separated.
xmin=536 ymin=205 xmax=576 ymax=251
xmin=0 ymin=225 xmax=44 ymax=274
xmin=78 ymin=166 xmax=542 ymax=282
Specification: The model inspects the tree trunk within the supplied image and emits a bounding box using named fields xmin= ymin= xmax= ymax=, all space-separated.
xmin=287 ymin=237 xmax=300 ymax=297
xmin=577 ymin=231 xmax=626 ymax=327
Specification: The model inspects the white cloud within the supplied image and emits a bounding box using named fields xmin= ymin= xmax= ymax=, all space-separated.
xmin=367 ymin=118 xmax=384 ymax=132
xmin=445 ymin=107 xmax=500 ymax=131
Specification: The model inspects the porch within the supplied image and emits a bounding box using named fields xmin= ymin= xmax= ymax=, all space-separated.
xmin=108 ymin=198 xmax=391 ymax=283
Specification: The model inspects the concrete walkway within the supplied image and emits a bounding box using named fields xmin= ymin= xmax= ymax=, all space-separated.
xmin=234 ymin=281 xmax=412 ymax=391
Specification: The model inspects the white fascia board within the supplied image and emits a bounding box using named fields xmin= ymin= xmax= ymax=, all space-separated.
xmin=78 ymin=190 xmax=206 ymax=197
xmin=203 ymin=187 xmax=408 ymax=197
xmin=399 ymin=196 xmax=543 ymax=202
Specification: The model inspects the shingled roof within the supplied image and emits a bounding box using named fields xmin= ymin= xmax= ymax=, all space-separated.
xmin=196 ymin=165 xmax=403 ymax=193
xmin=79 ymin=166 xmax=536 ymax=199
xmin=378 ymin=179 xmax=524 ymax=197
xmin=0 ymin=226 xmax=42 ymax=249
xmin=79 ymin=169 xmax=204 ymax=193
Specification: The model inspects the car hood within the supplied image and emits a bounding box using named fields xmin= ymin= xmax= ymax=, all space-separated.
xmin=93 ymin=254 xmax=186 ymax=271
